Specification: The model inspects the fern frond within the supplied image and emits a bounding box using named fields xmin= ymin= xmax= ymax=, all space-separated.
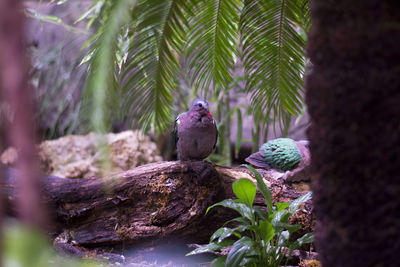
xmin=296 ymin=0 xmax=311 ymax=31
xmin=119 ymin=0 xmax=191 ymax=132
xmin=186 ymin=0 xmax=242 ymax=96
xmin=240 ymin=0 xmax=308 ymax=132
xmin=82 ymin=0 xmax=137 ymax=133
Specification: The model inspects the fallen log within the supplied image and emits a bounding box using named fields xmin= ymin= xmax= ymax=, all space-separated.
xmin=1 ymin=161 xmax=313 ymax=248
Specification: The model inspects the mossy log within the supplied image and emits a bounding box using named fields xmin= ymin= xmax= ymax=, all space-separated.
xmin=1 ymin=161 xmax=313 ymax=248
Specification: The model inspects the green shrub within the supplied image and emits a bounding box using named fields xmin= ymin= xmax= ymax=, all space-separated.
xmin=187 ymin=165 xmax=313 ymax=267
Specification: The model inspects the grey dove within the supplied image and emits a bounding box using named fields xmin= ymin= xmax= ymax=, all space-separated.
xmin=175 ymin=99 xmax=218 ymax=160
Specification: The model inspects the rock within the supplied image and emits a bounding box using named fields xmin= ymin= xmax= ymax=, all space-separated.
xmin=299 ymin=259 xmax=321 ymax=267
xmin=1 ymin=130 xmax=162 ymax=178
xmin=0 ymin=147 xmax=18 ymax=165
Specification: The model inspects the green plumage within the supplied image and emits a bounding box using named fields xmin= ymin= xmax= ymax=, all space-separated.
xmin=260 ymin=138 xmax=302 ymax=171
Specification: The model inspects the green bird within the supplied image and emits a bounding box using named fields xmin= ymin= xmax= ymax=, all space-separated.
xmin=245 ymin=138 xmax=310 ymax=174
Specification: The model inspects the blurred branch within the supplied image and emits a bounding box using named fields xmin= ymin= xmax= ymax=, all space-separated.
xmin=0 ymin=0 xmax=47 ymax=229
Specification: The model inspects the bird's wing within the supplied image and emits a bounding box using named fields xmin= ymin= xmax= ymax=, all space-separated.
xmin=173 ymin=113 xmax=184 ymax=147
xmin=245 ymin=151 xmax=272 ymax=169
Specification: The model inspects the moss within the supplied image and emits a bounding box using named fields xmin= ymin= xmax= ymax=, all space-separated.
xmin=260 ymin=138 xmax=302 ymax=171
xmin=116 ymin=225 xmax=136 ymax=240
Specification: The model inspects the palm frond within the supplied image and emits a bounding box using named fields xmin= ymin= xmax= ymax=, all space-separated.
xmin=82 ymin=0 xmax=137 ymax=133
xmin=186 ymin=0 xmax=242 ymax=96
xmin=296 ymin=0 xmax=311 ymax=31
xmin=240 ymin=0 xmax=308 ymax=132
xmin=119 ymin=0 xmax=191 ymax=132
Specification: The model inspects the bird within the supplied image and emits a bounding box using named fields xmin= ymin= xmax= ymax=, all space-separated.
xmin=245 ymin=138 xmax=311 ymax=182
xmin=174 ymin=99 xmax=218 ymax=161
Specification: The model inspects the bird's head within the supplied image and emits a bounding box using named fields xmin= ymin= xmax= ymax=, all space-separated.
xmin=191 ymin=99 xmax=209 ymax=111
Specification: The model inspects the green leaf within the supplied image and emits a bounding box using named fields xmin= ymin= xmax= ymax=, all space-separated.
xmin=186 ymin=239 xmax=234 ymax=256
xmin=226 ymin=237 xmax=254 ymax=267
xmin=240 ymin=0 xmax=309 ymax=131
xmin=233 ymin=224 xmax=249 ymax=233
xmin=186 ymin=0 xmax=242 ymax=96
xmin=232 ymin=178 xmax=256 ymax=207
xmin=234 ymin=108 xmax=243 ymax=159
xmin=225 ymin=216 xmax=251 ymax=226
xmin=216 ymin=224 xmax=247 ymax=240
xmin=207 ymin=199 xmax=254 ymax=222
xmin=245 ymin=165 xmax=273 ymax=214
xmin=253 ymin=206 xmax=268 ymax=221
xmin=274 ymin=222 xmax=302 ymax=234
xmin=83 ymin=0 xmax=137 ymax=133
xmin=240 ymin=256 xmax=259 ymax=266
xmin=289 ymin=232 xmax=314 ymax=251
xmin=276 ymin=202 xmax=290 ymax=211
xmin=211 ymin=256 xmax=227 ymax=267
xmin=277 ymin=230 xmax=290 ymax=245
xmin=288 ymin=191 xmax=312 ymax=214
xmin=257 ymin=220 xmax=275 ymax=243
xmin=26 ymin=8 xmax=88 ymax=35
xmin=79 ymin=48 xmax=95 ymax=66
xmin=296 ymin=0 xmax=311 ymax=31
xmin=119 ymin=0 xmax=193 ymax=132
xmin=210 ymin=227 xmax=235 ymax=243
xmin=296 ymin=232 xmax=314 ymax=245
xmin=84 ymin=0 xmax=194 ymax=133
xmin=74 ymin=1 xmax=104 ymax=24
xmin=4 ymin=224 xmax=52 ymax=267
xmin=3 ymin=222 xmax=100 ymax=267
xmin=272 ymin=209 xmax=291 ymax=225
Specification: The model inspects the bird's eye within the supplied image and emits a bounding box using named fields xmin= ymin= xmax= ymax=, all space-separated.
xmin=198 ymin=103 xmax=203 ymax=107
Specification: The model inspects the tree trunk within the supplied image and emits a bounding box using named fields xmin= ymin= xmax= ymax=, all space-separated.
xmin=2 ymin=161 xmax=313 ymax=248
xmin=306 ymin=1 xmax=400 ymax=266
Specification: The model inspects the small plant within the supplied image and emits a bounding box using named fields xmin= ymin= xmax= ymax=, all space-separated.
xmin=187 ymin=165 xmax=314 ymax=267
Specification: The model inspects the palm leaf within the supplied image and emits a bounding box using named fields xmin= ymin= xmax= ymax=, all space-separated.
xmin=186 ymin=0 xmax=242 ymax=96
xmin=296 ymin=0 xmax=311 ymax=31
xmin=119 ymin=0 xmax=191 ymax=132
xmin=82 ymin=0 xmax=137 ymax=133
xmin=240 ymin=0 xmax=308 ymax=132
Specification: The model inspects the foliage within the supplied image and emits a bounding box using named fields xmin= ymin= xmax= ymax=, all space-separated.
xmin=208 ymin=76 xmax=247 ymax=165
xmin=24 ymin=2 xmax=93 ymax=140
xmin=81 ymin=0 xmax=137 ymax=133
xmin=26 ymin=8 xmax=89 ymax=35
xmin=80 ymin=0 xmax=310 ymax=135
xmin=3 ymin=221 xmax=102 ymax=267
xmin=240 ymin=0 xmax=309 ymax=131
xmin=29 ymin=31 xmax=87 ymax=140
xmin=27 ymin=0 xmax=311 ymax=163
xmin=187 ymin=165 xmax=314 ymax=267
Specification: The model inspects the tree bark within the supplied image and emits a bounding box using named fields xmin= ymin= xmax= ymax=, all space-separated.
xmin=2 ymin=161 xmax=313 ymax=248
xmin=306 ymin=1 xmax=400 ymax=266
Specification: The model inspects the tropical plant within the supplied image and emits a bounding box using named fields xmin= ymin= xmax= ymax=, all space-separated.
xmin=187 ymin=165 xmax=314 ymax=267
xmin=29 ymin=39 xmax=87 ymax=139
xmin=26 ymin=0 xmax=310 ymax=162
xmin=79 ymin=0 xmax=310 ymax=136
xmin=3 ymin=220 xmax=102 ymax=267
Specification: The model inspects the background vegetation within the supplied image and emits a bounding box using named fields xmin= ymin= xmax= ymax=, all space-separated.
xmin=28 ymin=0 xmax=311 ymax=165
